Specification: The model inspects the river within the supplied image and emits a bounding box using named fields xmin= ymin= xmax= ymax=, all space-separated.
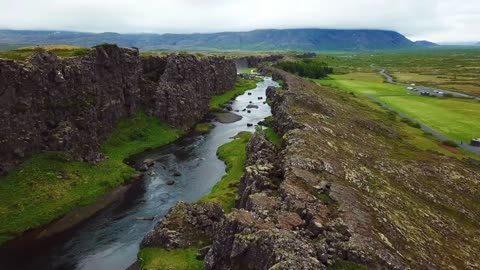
xmin=0 ymin=76 xmax=278 ymax=270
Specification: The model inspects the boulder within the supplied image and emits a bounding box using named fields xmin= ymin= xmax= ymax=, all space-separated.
xmin=143 ymin=158 xmax=155 ymax=167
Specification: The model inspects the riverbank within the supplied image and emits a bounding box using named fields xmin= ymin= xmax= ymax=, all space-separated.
xmin=138 ymin=131 xmax=252 ymax=270
xmin=136 ymin=77 xmax=277 ymax=270
xmin=0 ymin=112 xmax=183 ymax=245
xmin=209 ymin=77 xmax=262 ymax=112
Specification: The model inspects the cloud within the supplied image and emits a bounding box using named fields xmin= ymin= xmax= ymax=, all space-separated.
xmin=0 ymin=0 xmax=478 ymax=42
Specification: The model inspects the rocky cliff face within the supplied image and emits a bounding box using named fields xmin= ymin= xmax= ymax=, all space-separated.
xmin=0 ymin=45 xmax=236 ymax=175
xmin=141 ymin=68 xmax=480 ymax=269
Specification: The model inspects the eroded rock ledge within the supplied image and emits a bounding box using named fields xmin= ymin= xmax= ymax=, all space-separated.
xmin=141 ymin=68 xmax=480 ymax=269
xmin=0 ymin=45 xmax=236 ymax=174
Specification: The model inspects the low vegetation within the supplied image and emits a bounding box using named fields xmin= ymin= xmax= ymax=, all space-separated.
xmin=275 ymin=58 xmax=332 ymax=79
xmin=263 ymin=128 xmax=282 ymax=146
xmin=198 ymin=131 xmax=252 ymax=212
xmin=0 ymin=45 xmax=90 ymax=61
xmin=194 ymin=122 xmax=214 ymax=134
xmin=0 ymin=112 xmax=183 ymax=245
xmin=209 ymin=78 xmax=259 ymax=111
xmin=328 ymin=260 xmax=369 ymax=270
xmin=139 ymin=247 xmax=203 ymax=270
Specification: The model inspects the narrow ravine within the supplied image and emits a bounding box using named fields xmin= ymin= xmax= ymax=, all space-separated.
xmin=0 ymin=77 xmax=278 ymax=270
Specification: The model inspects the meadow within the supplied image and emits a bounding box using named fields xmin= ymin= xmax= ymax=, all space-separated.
xmin=317 ymin=73 xmax=412 ymax=96
xmin=317 ymin=47 xmax=480 ymax=96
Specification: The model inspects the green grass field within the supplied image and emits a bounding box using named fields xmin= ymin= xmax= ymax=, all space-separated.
xmin=0 ymin=112 xmax=183 ymax=245
xmin=377 ymin=96 xmax=480 ymax=142
xmin=209 ymin=78 xmax=259 ymax=111
xmin=316 ymin=73 xmax=412 ymax=96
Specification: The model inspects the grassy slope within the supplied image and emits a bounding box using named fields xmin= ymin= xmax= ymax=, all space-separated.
xmin=377 ymin=96 xmax=480 ymax=142
xmin=139 ymin=247 xmax=203 ymax=270
xmin=209 ymin=78 xmax=259 ymax=111
xmin=0 ymin=45 xmax=90 ymax=60
xmin=264 ymin=128 xmax=282 ymax=146
xmin=198 ymin=131 xmax=252 ymax=212
xmin=0 ymin=112 xmax=183 ymax=245
xmin=139 ymin=131 xmax=252 ymax=269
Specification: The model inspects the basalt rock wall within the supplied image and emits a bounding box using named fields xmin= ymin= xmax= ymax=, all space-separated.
xmin=0 ymin=44 xmax=236 ymax=174
xmin=233 ymin=55 xmax=284 ymax=69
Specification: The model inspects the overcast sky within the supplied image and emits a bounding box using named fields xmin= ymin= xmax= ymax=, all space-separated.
xmin=0 ymin=0 xmax=479 ymax=42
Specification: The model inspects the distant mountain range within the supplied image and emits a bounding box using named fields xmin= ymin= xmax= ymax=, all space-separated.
xmin=0 ymin=29 xmax=437 ymax=51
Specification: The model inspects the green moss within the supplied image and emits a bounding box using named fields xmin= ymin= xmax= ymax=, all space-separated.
xmin=328 ymin=260 xmax=369 ymax=270
xmin=264 ymin=128 xmax=282 ymax=146
xmin=316 ymin=193 xmax=336 ymax=206
xmin=194 ymin=123 xmax=214 ymax=134
xmin=209 ymin=78 xmax=258 ymax=112
xmin=260 ymin=116 xmax=273 ymax=127
xmin=139 ymin=247 xmax=203 ymax=270
xmin=198 ymin=131 xmax=252 ymax=212
xmin=276 ymin=79 xmax=285 ymax=89
xmin=0 ymin=112 xmax=183 ymax=245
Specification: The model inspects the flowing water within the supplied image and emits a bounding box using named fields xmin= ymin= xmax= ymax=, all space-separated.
xmin=0 ymin=77 xmax=278 ymax=270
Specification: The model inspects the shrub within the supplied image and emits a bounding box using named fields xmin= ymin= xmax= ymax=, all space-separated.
xmin=274 ymin=59 xmax=333 ymax=79
xmin=442 ymin=140 xmax=458 ymax=148
xmin=401 ymin=117 xmax=421 ymax=129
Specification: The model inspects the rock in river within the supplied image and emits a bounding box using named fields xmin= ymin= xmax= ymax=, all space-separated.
xmin=166 ymin=180 xmax=175 ymax=185
xmin=143 ymin=158 xmax=155 ymax=167
xmin=214 ymin=112 xmax=243 ymax=124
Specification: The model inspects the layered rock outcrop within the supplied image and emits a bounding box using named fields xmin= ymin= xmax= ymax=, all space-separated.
xmin=0 ymin=44 xmax=236 ymax=174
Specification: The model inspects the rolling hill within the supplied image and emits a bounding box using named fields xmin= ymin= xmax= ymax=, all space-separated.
xmin=0 ymin=28 xmax=434 ymax=51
